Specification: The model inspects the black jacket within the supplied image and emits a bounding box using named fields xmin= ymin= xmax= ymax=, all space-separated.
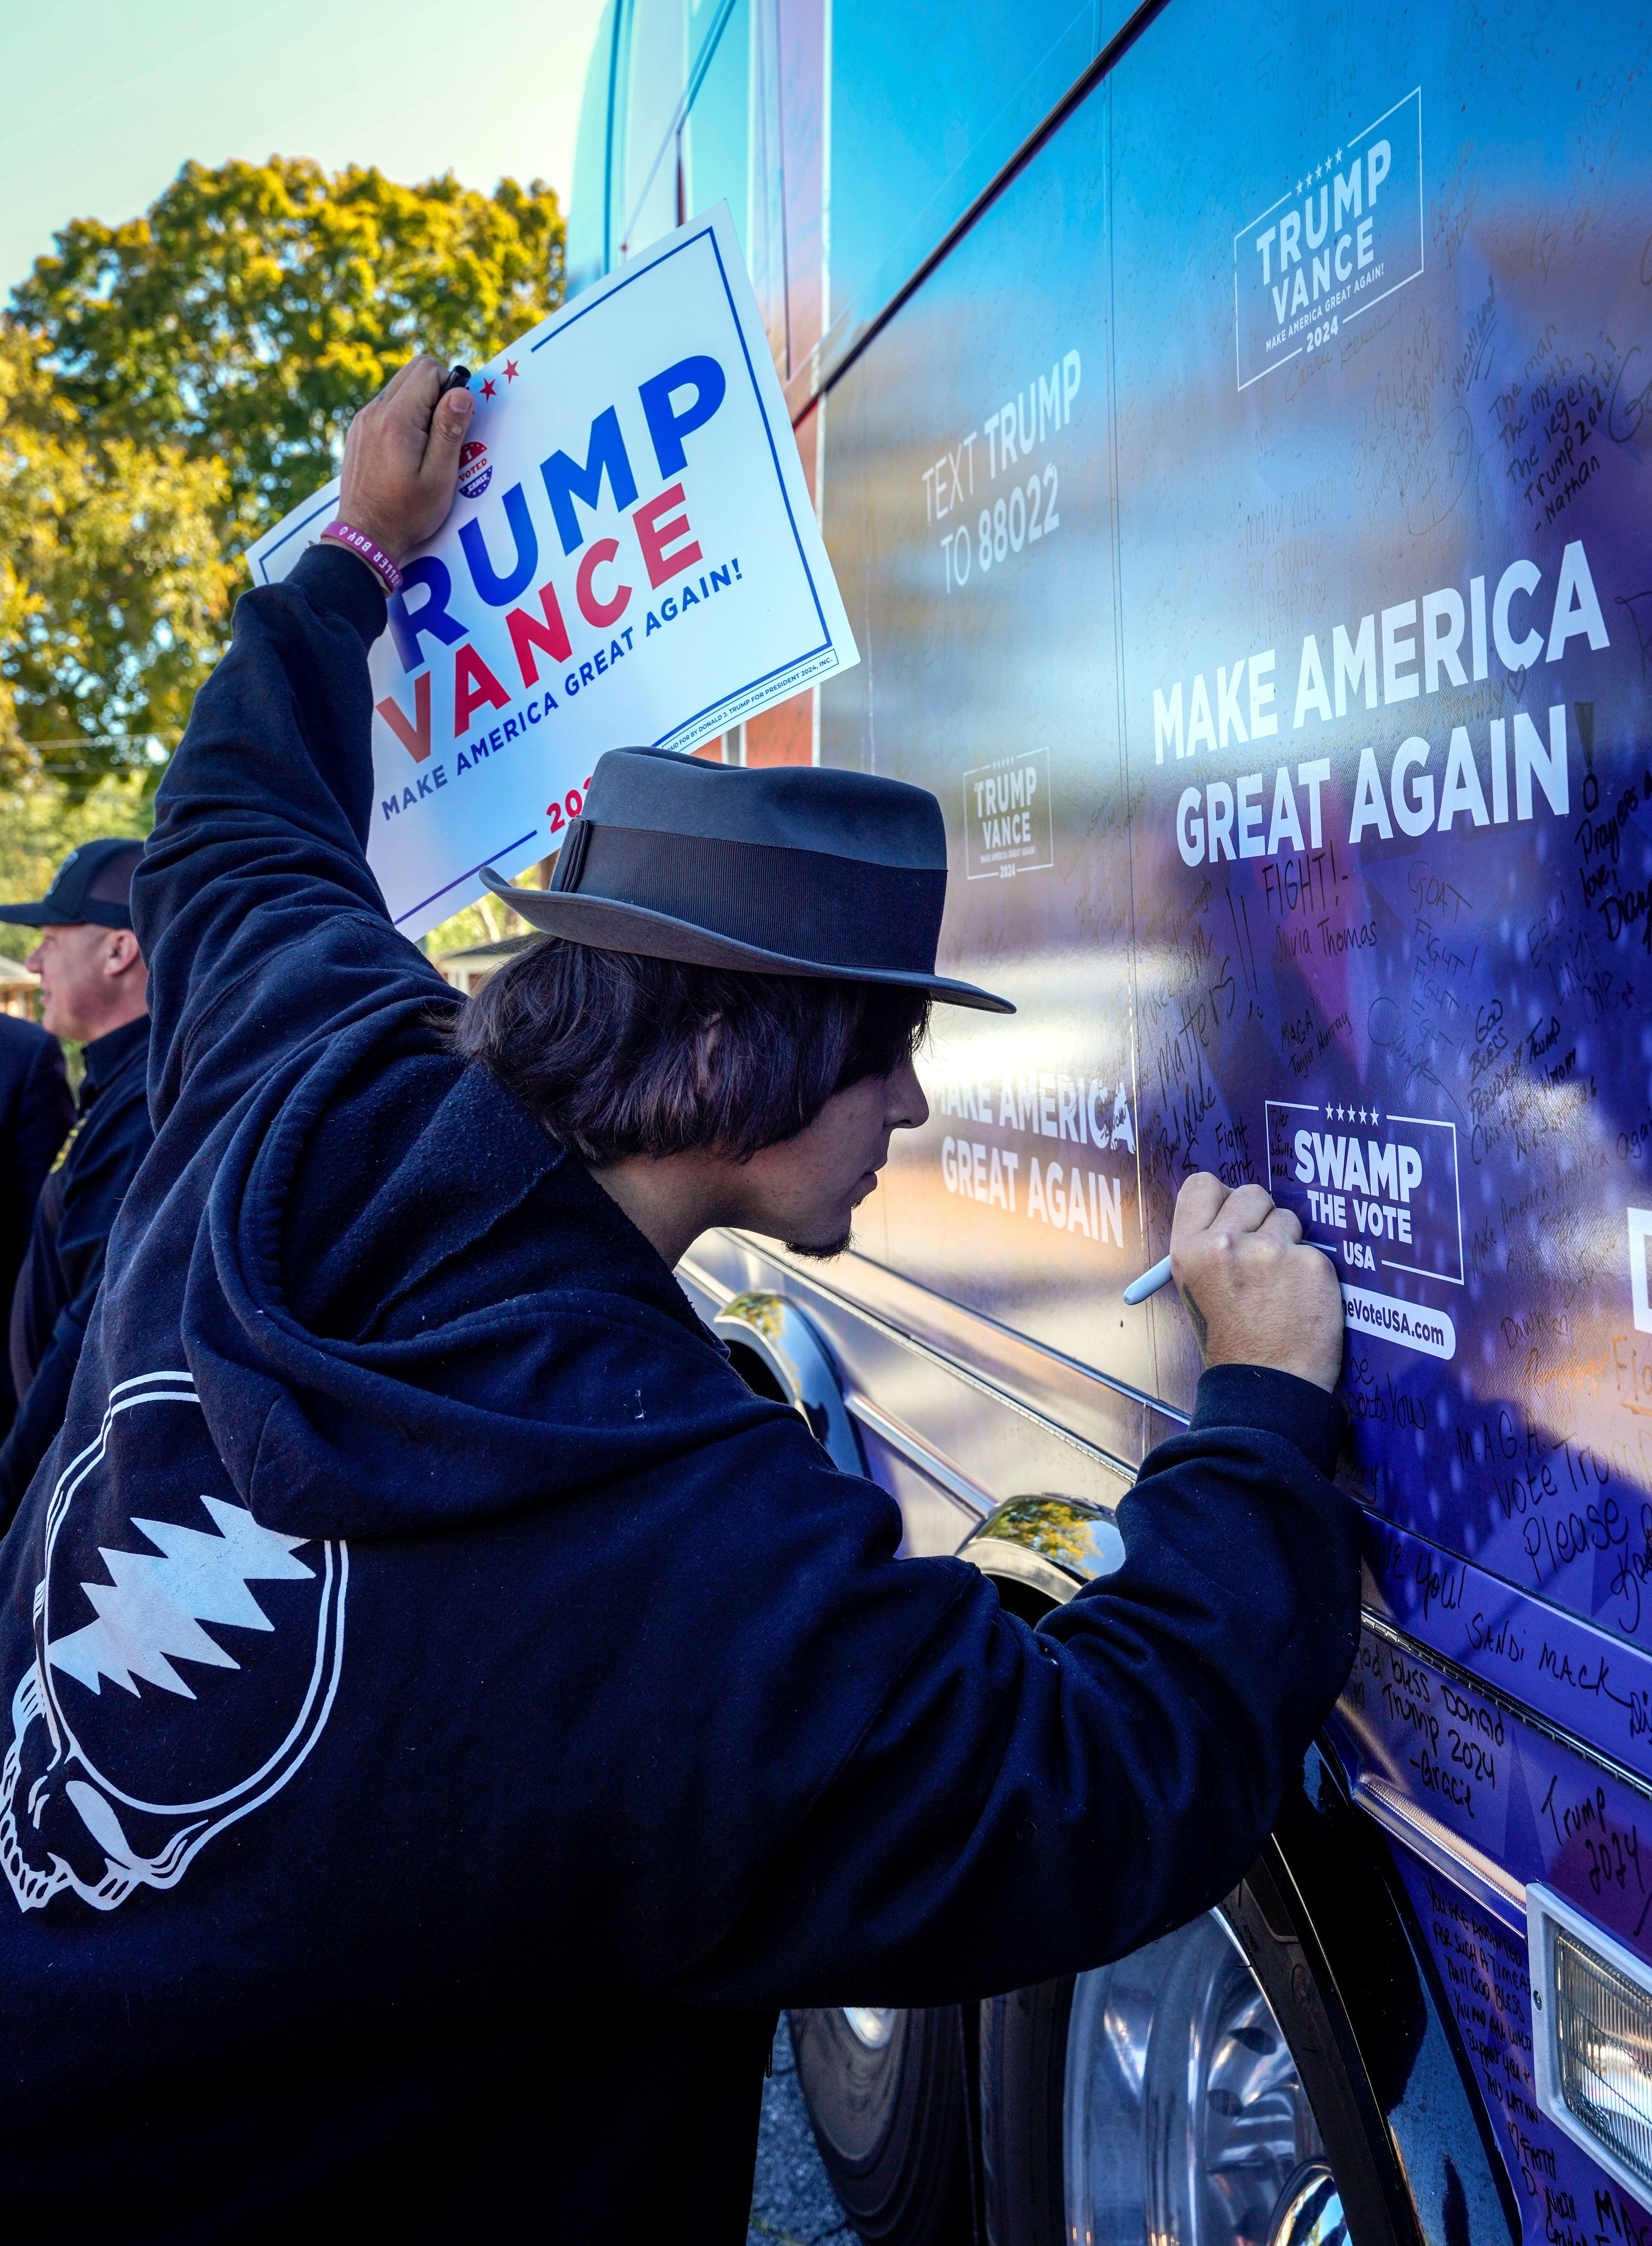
xmin=0 ymin=544 xmax=1361 ymax=2240
xmin=0 ymin=1015 xmax=73 ymax=1441
xmin=0 ymin=1011 xmax=151 ymax=1521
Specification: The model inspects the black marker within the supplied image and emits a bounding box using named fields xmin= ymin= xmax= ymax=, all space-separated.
xmin=438 ymin=365 xmax=472 ymax=398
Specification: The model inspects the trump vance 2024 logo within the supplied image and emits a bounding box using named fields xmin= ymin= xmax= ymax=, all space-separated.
xmin=1233 ymin=90 xmax=1424 ymax=393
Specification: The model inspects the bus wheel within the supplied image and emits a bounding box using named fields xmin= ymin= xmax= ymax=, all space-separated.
xmin=981 ymin=1909 xmax=1347 ymax=2246
xmin=789 ymin=2002 xmax=974 ymax=2243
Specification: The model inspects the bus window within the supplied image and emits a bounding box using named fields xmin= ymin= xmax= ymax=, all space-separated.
xmin=688 ymin=0 xmax=732 ymax=74
xmin=618 ymin=0 xmax=687 ymax=259
xmin=684 ymin=0 xmax=789 ymax=367
xmin=683 ymin=0 xmax=750 ymax=240
xmin=823 ymin=0 xmax=1111 ymax=369
xmin=567 ymin=0 xmax=620 ymax=296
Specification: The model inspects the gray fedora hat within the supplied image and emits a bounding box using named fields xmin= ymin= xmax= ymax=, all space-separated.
xmin=482 ymin=747 xmax=1013 ymax=1014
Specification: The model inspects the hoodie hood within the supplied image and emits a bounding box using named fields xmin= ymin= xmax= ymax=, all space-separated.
xmin=169 ymin=998 xmax=781 ymax=1543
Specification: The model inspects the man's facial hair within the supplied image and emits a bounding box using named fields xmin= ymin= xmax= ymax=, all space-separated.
xmin=784 ymin=1225 xmax=853 ymax=1261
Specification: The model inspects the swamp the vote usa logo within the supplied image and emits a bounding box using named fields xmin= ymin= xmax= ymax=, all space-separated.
xmin=1266 ymin=1093 xmax=1463 ymax=1362
xmin=0 ymin=1372 xmax=346 ymax=1913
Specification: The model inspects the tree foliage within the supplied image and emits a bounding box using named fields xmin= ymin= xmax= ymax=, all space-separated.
xmin=3 ymin=157 xmax=564 ymax=791
xmin=12 ymin=158 xmax=566 ymax=550
xmin=0 ymin=326 xmax=233 ymax=790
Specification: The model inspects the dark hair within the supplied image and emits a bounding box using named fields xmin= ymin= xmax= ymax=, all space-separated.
xmin=445 ymin=938 xmax=929 ymax=1162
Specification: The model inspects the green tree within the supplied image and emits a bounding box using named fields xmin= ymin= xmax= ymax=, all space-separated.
xmin=12 ymin=158 xmax=565 ymax=552
xmin=0 ymin=325 xmax=233 ymax=790
xmin=4 ymin=158 xmax=563 ymax=790
xmin=420 ymin=885 xmax=539 ymax=964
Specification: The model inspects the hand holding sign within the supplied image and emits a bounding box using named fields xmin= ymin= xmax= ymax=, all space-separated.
xmin=335 ymin=357 xmax=476 ymax=563
xmin=247 ymin=207 xmax=858 ymax=939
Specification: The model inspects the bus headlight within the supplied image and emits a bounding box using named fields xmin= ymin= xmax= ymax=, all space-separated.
xmin=1530 ymin=1883 xmax=1652 ymax=2197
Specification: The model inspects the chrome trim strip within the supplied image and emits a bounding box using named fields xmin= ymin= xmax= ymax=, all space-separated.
xmin=843 ymin=1390 xmax=993 ymax=1517
xmin=685 ymin=1249 xmax=999 ymax=1513
xmin=755 ymin=1237 xmax=1179 ymax=1429
xmin=1360 ymin=1612 xmax=1652 ymax=1810
xmin=736 ymin=1239 xmax=1143 ymax=1482
xmin=685 ymin=1247 xmax=1131 ymax=1516
xmin=677 ymin=1253 xmax=735 ymax=1309
xmin=1353 ymin=1773 xmax=1527 ymax=1936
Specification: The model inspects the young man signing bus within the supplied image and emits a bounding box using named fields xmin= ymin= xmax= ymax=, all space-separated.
xmin=0 ymin=358 xmax=1355 ymax=2240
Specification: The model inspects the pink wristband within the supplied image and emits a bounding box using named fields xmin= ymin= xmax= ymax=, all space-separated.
xmin=319 ymin=520 xmax=404 ymax=596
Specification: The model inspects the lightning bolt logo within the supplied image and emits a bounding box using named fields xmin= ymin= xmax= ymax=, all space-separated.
xmin=47 ymin=1497 xmax=315 ymax=1701
xmin=1 ymin=1372 xmax=348 ymax=1914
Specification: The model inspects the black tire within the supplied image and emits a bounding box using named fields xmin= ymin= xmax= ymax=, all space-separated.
xmin=789 ymin=2003 xmax=974 ymax=2244
xmin=980 ymin=1981 xmax=1071 ymax=2246
xmin=980 ymin=1890 xmax=1366 ymax=2246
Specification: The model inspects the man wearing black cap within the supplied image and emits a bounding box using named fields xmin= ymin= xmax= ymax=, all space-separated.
xmin=0 ymin=360 xmax=1354 ymax=2238
xmin=0 ymin=841 xmax=151 ymax=1524
xmin=0 ymin=1014 xmax=73 ymax=1452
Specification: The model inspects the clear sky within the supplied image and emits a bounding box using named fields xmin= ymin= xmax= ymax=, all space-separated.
xmin=0 ymin=0 xmax=609 ymax=300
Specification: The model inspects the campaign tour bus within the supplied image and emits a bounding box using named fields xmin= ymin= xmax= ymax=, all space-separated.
xmin=564 ymin=2 xmax=1652 ymax=2240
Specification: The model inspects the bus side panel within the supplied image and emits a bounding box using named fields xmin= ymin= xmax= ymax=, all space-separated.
xmin=813 ymin=0 xmax=1652 ymax=2221
xmin=1109 ymin=0 xmax=1652 ymax=1638
xmin=822 ymin=0 xmax=1652 ymax=1664
xmin=1388 ymin=1833 xmax=1633 ymax=2245
xmin=1332 ymin=1617 xmax=1652 ymax=2232
xmin=818 ymin=86 xmax=1159 ymax=1451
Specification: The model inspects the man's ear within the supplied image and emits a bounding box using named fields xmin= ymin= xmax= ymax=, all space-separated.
xmin=105 ymin=929 xmax=144 ymax=980
xmin=692 ymin=1013 xmax=724 ymax=1091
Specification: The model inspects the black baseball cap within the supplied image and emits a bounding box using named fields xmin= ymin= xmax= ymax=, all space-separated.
xmin=0 ymin=839 xmax=143 ymax=931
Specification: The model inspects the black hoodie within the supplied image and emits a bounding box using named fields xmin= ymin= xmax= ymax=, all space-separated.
xmin=0 ymin=543 xmax=1360 ymax=2240
xmin=1 ymin=1010 xmax=150 ymax=1519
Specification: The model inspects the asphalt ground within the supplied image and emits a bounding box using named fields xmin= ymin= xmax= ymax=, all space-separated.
xmin=747 ymin=2015 xmax=853 ymax=2246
